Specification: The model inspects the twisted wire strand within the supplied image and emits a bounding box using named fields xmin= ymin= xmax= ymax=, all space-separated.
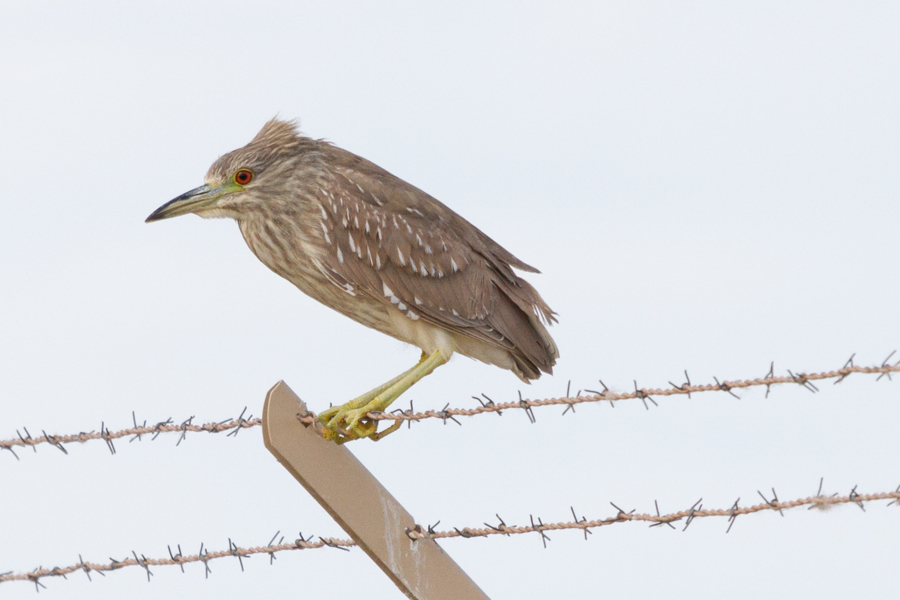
xmin=0 ymin=535 xmax=356 ymax=587
xmin=0 ymin=413 xmax=263 ymax=457
xmin=407 ymin=489 xmax=900 ymax=541
xmin=371 ymin=361 xmax=898 ymax=422
xmin=3 ymin=487 xmax=898 ymax=587
xmin=2 ymin=359 xmax=896 ymax=454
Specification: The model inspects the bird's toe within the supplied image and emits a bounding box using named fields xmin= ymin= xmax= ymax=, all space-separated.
xmin=318 ymin=403 xmax=379 ymax=443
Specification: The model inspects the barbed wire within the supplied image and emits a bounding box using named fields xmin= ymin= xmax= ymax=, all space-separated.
xmin=0 ymin=407 xmax=262 ymax=459
xmin=406 ymin=481 xmax=900 ymax=544
xmin=0 ymin=532 xmax=357 ymax=591
xmin=371 ymin=353 xmax=899 ymax=424
xmin=3 ymin=480 xmax=898 ymax=589
xmin=2 ymin=353 xmax=897 ymax=456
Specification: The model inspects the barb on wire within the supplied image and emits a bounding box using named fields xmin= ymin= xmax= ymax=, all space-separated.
xmin=726 ymin=498 xmax=741 ymax=533
xmin=668 ymin=370 xmax=692 ymax=399
xmin=649 ymin=500 xmax=676 ymax=530
xmin=758 ymin=488 xmax=784 ymax=517
xmin=682 ymin=498 xmax=703 ymax=531
xmin=101 ymin=421 xmax=116 ymax=455
xmin=634 ymin=380 xmax=657 ymax=410
xmin=876 ymin=350 xmax=898 ymax=382
xmin=518 ymin=391 xmax=537 ymax=423
xmin=530 ymin=515 xmax=551 ymax=548
xmin=570 ymin=506 xmax=592 ymax=539
xmin=3 ymin=357 xmax=897 ymax=453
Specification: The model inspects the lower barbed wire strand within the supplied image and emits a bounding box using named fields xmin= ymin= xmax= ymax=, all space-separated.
xmin=2 ymin=487 xmax=898 ymax=586
xmin=0 ymin=537 xmax=356 ymax=585
xmin=407 ymin=490 xmax=900 ymax=540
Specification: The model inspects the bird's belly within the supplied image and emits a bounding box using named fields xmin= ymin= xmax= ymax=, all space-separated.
xmin=283 ymin=262 xmax=460 ymax=362
xmin=289 ymin=271 xmax=395 ymax=334
xmin=385 ymin=310 xmax=456 ymax=359
xmin=384 ymin=310 xmax=519 ymax=375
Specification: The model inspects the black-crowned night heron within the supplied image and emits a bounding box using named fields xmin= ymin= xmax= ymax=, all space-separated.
xmin=147 ymin=119 xmax=558 ymax=443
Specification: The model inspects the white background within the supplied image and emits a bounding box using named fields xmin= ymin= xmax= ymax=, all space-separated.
xmin=1 ymin=2 xmax=898 ymax=598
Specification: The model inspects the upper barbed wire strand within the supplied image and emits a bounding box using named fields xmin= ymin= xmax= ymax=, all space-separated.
xmin=2 ymin=359 xmax=897 ymax=454
xmin=374 ymin=361 xmax=898 ymax=422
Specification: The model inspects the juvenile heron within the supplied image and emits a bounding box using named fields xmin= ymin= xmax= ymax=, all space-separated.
xmin=147 ymin=119 xmax=558 ymax=443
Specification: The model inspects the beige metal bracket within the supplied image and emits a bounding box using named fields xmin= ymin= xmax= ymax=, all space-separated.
xmin=262 ymin=380 xmax=490 ymax=600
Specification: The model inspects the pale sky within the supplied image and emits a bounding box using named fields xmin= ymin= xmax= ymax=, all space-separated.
xmin=1 ymin=2 xmax=898 ymax=598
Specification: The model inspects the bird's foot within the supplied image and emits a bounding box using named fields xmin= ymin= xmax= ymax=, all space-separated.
xmin=317 ymin=350 xmax=448 ymax=444
xmin=318 ymin=402 xmax=399 ymax=444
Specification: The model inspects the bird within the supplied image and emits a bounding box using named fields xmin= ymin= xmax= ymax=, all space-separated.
xmin=146 ymin=118 xmax=558 ymax=443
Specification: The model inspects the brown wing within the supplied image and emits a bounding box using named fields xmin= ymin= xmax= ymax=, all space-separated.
xmin=313 ymin=147 xmax=558 ymax=378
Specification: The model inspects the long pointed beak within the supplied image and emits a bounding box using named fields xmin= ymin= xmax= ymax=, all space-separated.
xmin=145 ymin=184 xmax=228 ymax=223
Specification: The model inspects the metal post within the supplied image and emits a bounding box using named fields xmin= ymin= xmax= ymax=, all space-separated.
xmin=262 ymin=380 xmax=490 ymax=600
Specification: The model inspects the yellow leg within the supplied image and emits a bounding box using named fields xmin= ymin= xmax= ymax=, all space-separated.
xmin=318 ymin=350 xmax=448 ymax=443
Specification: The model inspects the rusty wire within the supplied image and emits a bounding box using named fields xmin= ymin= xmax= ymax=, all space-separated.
xmin=407 ymin=485 xmax=900 ymax=542
xmin=0 ymin=533 xmax=356 ymax=590
xmin=373 ymin=356 xmax=898 ymax=423
xmin=0 ymin=409 xmax=261 ymax=459
xmin=1 ymin=355 xmax=897 ymax=455
xmin=3 ymin=482 xmax=898 ymax=589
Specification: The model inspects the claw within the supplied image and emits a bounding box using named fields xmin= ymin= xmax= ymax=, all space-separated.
xmin=369 ymin=420 xmax=402 ymax=441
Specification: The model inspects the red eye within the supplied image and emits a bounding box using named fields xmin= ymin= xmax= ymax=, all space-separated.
xmin=234 ymin=169 xmax=253 ymax=185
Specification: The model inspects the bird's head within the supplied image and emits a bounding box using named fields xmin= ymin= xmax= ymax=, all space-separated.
xmin=145 ymin=118 xmax=313 ymax=223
